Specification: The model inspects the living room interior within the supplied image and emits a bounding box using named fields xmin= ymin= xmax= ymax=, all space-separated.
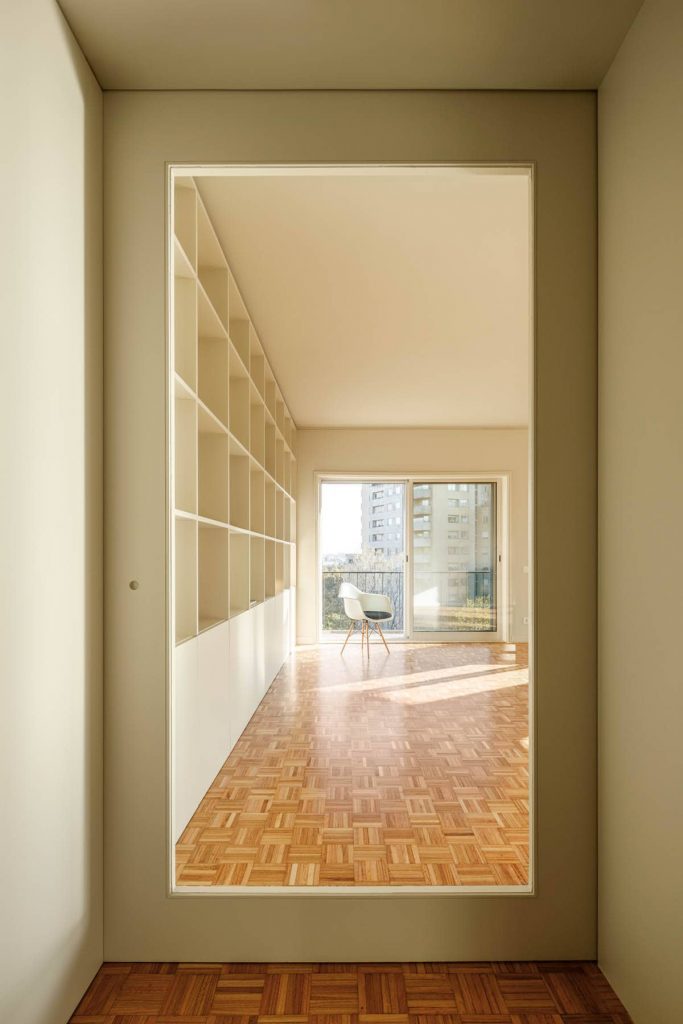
xmin=169 ymin=166 xmax=531 ymax=890
xmin=3 ymin=2 xmax=682 ymax=1023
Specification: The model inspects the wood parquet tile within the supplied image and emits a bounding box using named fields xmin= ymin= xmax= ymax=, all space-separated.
xmin=69 ymin=962 xmax=632 ymax=1023
xmin=175 ymin=643 xmax=529 ymax=887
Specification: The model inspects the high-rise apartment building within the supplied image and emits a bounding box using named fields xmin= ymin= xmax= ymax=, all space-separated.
xmin=361 ymin=482 xmax=405 ymax=560
xmin=362 ymin=482 xmax=492 ymax=566
xmin=361 ymin=482 xmax=495 ymax=617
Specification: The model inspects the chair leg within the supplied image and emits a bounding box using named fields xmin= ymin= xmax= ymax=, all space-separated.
xmin=341 ymin=620 xmax=355 ymax=654
xmin=376 ymin=621 xmax=390 ymax=653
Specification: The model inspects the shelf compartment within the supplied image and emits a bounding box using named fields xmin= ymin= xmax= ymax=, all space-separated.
xmin=229 ymin=271 xmax=248 ymax=323
xmin=197 ymin=199 xmax=226 ymax=267
xmin=174 ymin=275 xmax=197 ymax=390
xmin=197 ymin=278 xmax=227 ymax=340
xmin=198 ymin=336 xmax=229 ymax=426
xmin=174 ymin=394 xmax=197 ymax=514
xmin=265 ymin=422 xmax=276 ymax=478
xmin=275 ymin=393 xmax=285 ymax=434
xmin=250 ymin=536 xmax=265 ymax=606
xmin=230 ymin=318 xmax=250 ymax=372
xmin=250 ymin=390 xmax=265 ymax=466
xmin=265 ymin=540 xmax=276 ymax=599
xmin=175 ymin=516 xmax=197 ymax=644
xmin=249 ymin=332 xmax=265 ymax=396
xmin=250 ymin=466 xmax=265 ymax=535
xmin=283 ymin=415 xmax=293 ymax=451
xmin=230 ymin=531 xmax=250 ymax=617
xmin=198 ymin=267 xmax=229 ymax=330
xmin=174 ymin=179 xmax=197 ymax=271
xmin=276 ymin=438 xmax=285 ymax=488
xmin=284 ymin=497 xmax=292 ymax=543
xmin=229 ymin=445 xmax=250 ymax=530
xmin=198 ymin=432 xmax=229 ymax=523
xmin=173 ymin=236 xmax=194 ymax=279
xmin=275 ymin=542 xmax=285 ymax=595
xmin=265 ymin=478 xmax=276 ymax=538
xmin=229 ymin=347 xmax=250 ymax=450
xmin=264 ymin=372 xmax=277 ymax=420
xmin=283 ymin=451 xmax=291 ymax=495
xmin=275 ymin=489 xmax=284 ymax=540
xmin=198 ymin=523 xmax=230 ymax=630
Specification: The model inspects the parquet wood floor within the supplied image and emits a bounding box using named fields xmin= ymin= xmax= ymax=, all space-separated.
xmin=69 ymin=961 xmax=632 ymax=1023
xmin=175 ymin=643 xmax=529 ymax=887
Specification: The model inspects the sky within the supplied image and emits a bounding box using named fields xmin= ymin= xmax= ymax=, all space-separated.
xmin=320 ymin=482 xmax=362 ymax=554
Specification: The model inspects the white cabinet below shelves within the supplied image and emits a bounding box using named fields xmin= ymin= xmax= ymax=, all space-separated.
xmin=228 ymin=609 xmax=263 ymax=744
xmin=173 ymin=594 xmax=293 ymax=841
xmin=248 ymin=601 xmax=266 ymax=698
xmin=173 ymin=623 xmax=230 ymax=841
xmin=265 ymin=589 xmax=291 ymax=685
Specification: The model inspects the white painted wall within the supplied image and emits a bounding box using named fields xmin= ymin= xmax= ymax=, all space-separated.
xmin=0 ymin=3 xmax=103 ymax=1023
xmin=598 ymin=1 xmax=683 ymax=1020
xmin=296 ymin=428 xmax=529 ymax=644
xmin=104 ymin=91 xmax=596 ymax=961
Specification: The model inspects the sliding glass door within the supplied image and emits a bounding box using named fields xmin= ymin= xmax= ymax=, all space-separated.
xmin=318 ymin=478 xmax=502 ymax=642
xmin=411 ymin=482 xmax=499 ymax=639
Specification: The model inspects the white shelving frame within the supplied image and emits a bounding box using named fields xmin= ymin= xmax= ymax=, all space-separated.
xmin=170 ymin=177 xmax=297 ymax=646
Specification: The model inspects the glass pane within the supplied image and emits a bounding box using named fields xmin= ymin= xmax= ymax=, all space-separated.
xmin=320 ymin=481 xmax=405 ymax=633
xmin=412 ymin=482 xmax=496 ymax=632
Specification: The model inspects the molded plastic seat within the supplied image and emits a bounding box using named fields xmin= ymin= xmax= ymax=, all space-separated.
xmin=338 ymin=581 xmax=394 ymax=652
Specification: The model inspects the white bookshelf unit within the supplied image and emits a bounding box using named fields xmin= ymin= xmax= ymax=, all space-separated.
xmin=170 ymin=176 xmax=296 ymax=842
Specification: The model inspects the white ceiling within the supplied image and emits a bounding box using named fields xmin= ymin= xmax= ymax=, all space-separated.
xmin=196 ymin=169 xmax=530 ymax=429
xmin=58 ymin=0 xmax=641 ymax=91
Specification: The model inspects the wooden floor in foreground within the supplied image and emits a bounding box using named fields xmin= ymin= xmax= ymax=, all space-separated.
xmin=176 ymin=641 xmax=529 ymax=887
xmin=70 ymin=961 xmax=632 ymax=1022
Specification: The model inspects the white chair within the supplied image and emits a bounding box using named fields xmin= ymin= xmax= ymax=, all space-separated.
xmin=338 ymin=581 xmax=393 ymax=654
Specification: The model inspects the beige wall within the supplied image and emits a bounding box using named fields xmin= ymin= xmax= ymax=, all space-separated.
xmin=598 ymin=1 xmax=683 ymax=1020
xmin=104 ymin=90 xmax=596 ymax=960
xmin=296 ymin=428 xmax=529 ymax=643
xmin=0 ymin=3 xmax=103 ymax=1023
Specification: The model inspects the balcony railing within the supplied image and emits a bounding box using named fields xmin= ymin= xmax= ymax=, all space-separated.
xmin=413 ymin=569 xmax=495 ymax=631
xmin=322 ymin=569 xmax=496 ymax=634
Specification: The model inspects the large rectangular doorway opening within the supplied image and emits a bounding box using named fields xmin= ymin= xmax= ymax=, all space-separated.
xmin=168 ymin=164 xmax=532 ymax=892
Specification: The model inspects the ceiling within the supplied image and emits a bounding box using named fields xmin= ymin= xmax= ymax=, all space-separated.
xmin=196 ymin=169 xmax=530 ymax=429
xmin=58 ymin=0 xmax=641 ymax=91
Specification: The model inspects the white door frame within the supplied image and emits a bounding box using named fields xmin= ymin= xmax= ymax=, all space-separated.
xmin=316 ymin=471 xmax=510 ymax=643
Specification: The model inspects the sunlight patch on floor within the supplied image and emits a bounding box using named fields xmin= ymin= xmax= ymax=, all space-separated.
xmin=321 ymin=660 xmax=522 ymax=695
xmin=379 ymin=666 xmax=528 ymax=704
